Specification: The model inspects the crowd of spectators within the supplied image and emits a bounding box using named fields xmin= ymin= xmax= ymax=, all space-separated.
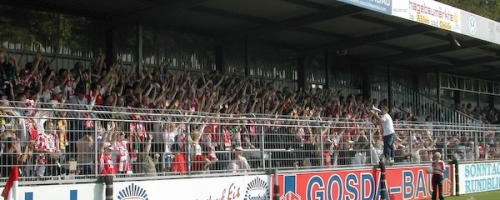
xmin=454 ymin=103 xmax=500 ymax=124
xmin=0 ymin=47 xmax=495 ymax=179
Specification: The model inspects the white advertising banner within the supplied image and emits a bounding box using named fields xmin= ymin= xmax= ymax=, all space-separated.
xmin=392 ymin=0 xmax=461 ymax=33
xmin=113 ymin=175 xmax=270 ymax=200
xmin=461 ymin=10 xmax=500 ymax=45
xmin=0 ymin=183 xmax=102 ymax=200
xmin=0 ymin=175 xmax=270 ymax=200
xmin=458 ymin=162 xmax=500 ymax=194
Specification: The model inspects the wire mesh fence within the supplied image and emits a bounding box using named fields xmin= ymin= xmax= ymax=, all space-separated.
xmin=0 ymin=101 xmax=496 ymax=185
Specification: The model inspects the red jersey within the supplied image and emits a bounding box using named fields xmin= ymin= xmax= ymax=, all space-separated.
xmin=172 ymin=153 xmax=187 ymax=174
xmin=87 ymin=90 xmax=104 ymax=106
xmin=432 ymin=160 xmax=445 ymax=175
xmin=99 ymin=153 xmax=116 ymax=175
xmin=17 ymin=75 xmax=34 ymax=87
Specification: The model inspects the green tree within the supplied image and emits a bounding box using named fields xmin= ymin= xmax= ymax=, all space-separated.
xmin=0 ymin=6 xmax=92 ymax=50
xmin=440 ymin=0 xmax=500 ymax=21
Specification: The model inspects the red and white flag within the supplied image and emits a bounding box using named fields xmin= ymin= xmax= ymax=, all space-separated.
xmin=2 ymin=166 xmax=19 ymax=200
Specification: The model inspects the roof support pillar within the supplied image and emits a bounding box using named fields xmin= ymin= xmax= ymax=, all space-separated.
xmin=324 ymin=50 xmax=331 ymax=88
xmin=215 ymin=44 xmax=225 ymax=74
xmin=488 ymin=83 xmax=495 ymax=109
xmin=297 ymin=55 xmax=306 ymax=91
xmin=105 ymin=30 xmax=117 ymax=70
xmin=361 ymin=63 xmax=371 ymax=99
xmin=412 ymin=73 xmax=420 ymax=113
xmin=387 ymin=61 xmax=393 ymax=111
xmin=136 ymin=23 xmax=143 ymax=77
xmin=436 ymin=71 xmax=441 ymax=104
xmin=244 ymin=37 xmax=250 ymax=77
xmin=476 ymin=80 xmax=481 ymax=108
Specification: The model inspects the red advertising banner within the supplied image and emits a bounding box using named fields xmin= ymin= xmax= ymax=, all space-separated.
xmin=277 ymin=165 xmax=453 ymax=200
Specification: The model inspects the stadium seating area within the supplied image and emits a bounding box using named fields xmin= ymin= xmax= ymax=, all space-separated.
xmin=0 ymin=48 xmax=495 ymax=179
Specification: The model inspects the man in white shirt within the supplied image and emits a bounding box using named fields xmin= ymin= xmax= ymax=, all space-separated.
xmin=68 ymin=89 xmax=90 ymax=160
xmin=372 ymin=105 xmax=395 ymax=165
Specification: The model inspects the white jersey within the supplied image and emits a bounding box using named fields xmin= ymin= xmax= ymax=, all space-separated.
xmin=381 ymin=113 xmax=395 ymax=136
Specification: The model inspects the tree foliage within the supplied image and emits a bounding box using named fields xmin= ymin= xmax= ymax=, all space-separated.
xmin=440 ymin=0 xmax=500 ymax=21
xmin=0 ymin=6 xmax=92 ymax=49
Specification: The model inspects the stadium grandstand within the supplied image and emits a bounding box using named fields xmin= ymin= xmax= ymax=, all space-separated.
xmin=0 ymin=0 xmax=498 ymax=191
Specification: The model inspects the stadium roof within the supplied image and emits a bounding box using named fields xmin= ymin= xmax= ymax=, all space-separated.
xmin=4 ymin=0 xmax=500 ymax=80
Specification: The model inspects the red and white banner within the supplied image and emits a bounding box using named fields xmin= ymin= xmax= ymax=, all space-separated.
xmin=2 ymin=166 xmax=19 ymax=200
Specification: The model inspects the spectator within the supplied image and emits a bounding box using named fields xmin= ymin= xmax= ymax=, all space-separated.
xmin=227 ymin=146 xmax=250 ymax=173
xmin=34 ymin=121 xmax=60 ymax=176
xmin=371 ymin=105 xmax=395 ymax=165
xmin=1 ymin=136 xmax=31 ymax=177
xmin=137 ymin=134 xmax=157 ymax=176
xmin=99 ymin=143 xmax=116 ymax=176
xmin=0 ymin=45 xmax=494 ymax=178
xmin=76 ymin=131 xmax=94 ymax=175
xmin=171 ymin=143 xmax=187 ymax=175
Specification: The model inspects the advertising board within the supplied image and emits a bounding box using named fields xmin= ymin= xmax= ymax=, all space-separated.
xmin=0 ymin=183 xmax=101 ymax=200
xmin=277 ymin=165 xmax=452 ymax=200
xmin=113 ymin=175 xmax=270 ymax=200
xmin=459 ymin=162 xmax=500 ymax=194
xmin=460 ymin=11 xmax=500 ymax=45
xmin=338 ymin=0 xmax=392 ymax=15
xmin=0 ymin=175 xmax=269 ymax=200
xmin=392 ymin=0 xmax=461 ymax=33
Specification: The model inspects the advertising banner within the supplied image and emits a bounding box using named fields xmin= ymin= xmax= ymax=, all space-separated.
xmin=459 ymin=162 xmax=500 ymax=194
xmin=392 ymin=0 xmax=461 ymax=33
xmin=277 ymin=166 xmax=452 ymax=200
xmin=0 ymin=183 xmax=101 ymax=200
xmin=114 ymin=175 xmax=270 ymax=200
xmin=338 ymin=0 xmax=392 ymax=15
xmin=461 ymin=11 xmax=500 ymax=45
xmin=0 ymin=175 xmax=270 ymax=200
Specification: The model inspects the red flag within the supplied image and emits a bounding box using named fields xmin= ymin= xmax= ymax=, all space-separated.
xmin=2 ymin=166 xmax=19 ymax=200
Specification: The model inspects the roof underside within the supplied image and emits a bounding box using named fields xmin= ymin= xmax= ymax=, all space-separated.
xmin=3 ymin=0 xmax=500 ymax=79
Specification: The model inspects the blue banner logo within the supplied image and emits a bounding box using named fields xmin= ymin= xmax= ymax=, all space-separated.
xmin=338 ymin=0 xmax=392 ymax=15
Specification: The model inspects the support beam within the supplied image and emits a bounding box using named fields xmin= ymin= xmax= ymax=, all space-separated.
xmin=105 ymin=30 xmax=117 ymax=69
xmin=218 ymin=5 xmax=364 ymax=42
xmin=444 ymin=57 xmax=500 ymax=71
xmin=417 ymin=56 xmax=500 ymax=74
xmin=306 ymin=25 xmax=434 ymax=53
xmin=215 ymin=45 xmax=225 ymax=74
xmin=189 ymin=6 xmax=270 ymax=24
xmin=325 ymin=50 xmax=331 ymax=88
xmin=244 ymin=37 xmax=250 ymax=77
xmin=281 ymin=0 xmax=332 ymax=10
xmin=474 ymin=69 xmax=500 ymax=79
xmin=437 ymin=70 xmax=441 ymax=104
xmin=105 ymin=0 xmax=209 ymax=29
xmin=136 ymin=23 xmax=143 ymax=77
xmin=297 ymin=56 xmax=306 ymax=90
xmin=387 ymin=62 xmax=393 ymax=111
xmin=363 ymin=40 xmax=488 ymax=64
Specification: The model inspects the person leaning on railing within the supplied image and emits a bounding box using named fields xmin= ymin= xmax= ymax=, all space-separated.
xmin=136 ymin=134 xmax=158 ymax=176
xmin=1 ymin=135 xmax=32 ymax=178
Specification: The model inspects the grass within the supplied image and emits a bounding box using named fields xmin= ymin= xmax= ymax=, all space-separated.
xmin=441 ymin=190 xmax=500 ymax=200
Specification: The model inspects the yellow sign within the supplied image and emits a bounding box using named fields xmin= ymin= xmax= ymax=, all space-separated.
xmin=417 ymin=15 xmax=430 ymax=25
xmin=440 ymin=21 xmax=452 ymax=31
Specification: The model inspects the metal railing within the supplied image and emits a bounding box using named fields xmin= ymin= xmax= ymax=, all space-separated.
xmin=0 ymin=102 xmax=496 ymax=186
